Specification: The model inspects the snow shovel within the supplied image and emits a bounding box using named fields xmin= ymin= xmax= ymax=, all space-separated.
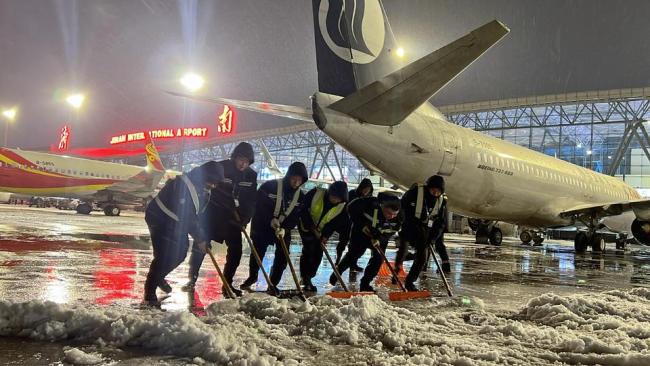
xmin=370 ymin=240 xmax=431 ymax=301
xmin=317 ymin=236 xmax=350 ymax=293
xmin=233 ymin=211 xmax=278 ymax=295
xmin=206 ymin=242 xmax=236 ymax=299
xmin=276 ymin=232 xmax=308 ymax=301
xmin=427 ymin=242 xmax=453 ymax=297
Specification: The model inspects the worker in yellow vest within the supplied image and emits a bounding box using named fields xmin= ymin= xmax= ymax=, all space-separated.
xmin=298 ymin=181 xmax=349 ymax=292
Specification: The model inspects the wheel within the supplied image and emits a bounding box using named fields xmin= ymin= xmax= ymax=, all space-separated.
xmin=532 ymin=237 xmax=545 ymax=246
xmin=520 ymin=230 xmax=532 ymax=245
xmin=103 ymin=205 xmax=121 ymax=216
xmin=591 ymin=234 xmax=606 ymax=253
xmin=76 ymin=203 xmax=92 ymax=215
xmin=574 ymin=232 xmax=588 ymax=253
xmin=615 ymin=238 xmax=627 ymax=250
xmin=489 ymin=227 xmax=503 ymax=246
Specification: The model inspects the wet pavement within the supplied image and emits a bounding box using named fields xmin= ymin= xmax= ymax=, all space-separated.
xmin=2 ymin=204 xmax=650 ymax=364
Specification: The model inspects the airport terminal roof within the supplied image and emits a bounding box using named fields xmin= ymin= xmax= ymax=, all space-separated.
xmin=1 ymin=0 xmax=649 ymax=148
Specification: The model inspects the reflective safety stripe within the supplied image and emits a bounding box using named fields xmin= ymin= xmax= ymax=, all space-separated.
xmin=415 ymin=185 xmax=424 ymax=220
xmin=180 ymin=175 xmax=200 ymax=215
xmin=273 ymin=179 xmax=300 ymax=224
xmin=155 ymin=196 xmax=179 ymax=222
xmin=311 ymin=188 xmax=345 ymax=231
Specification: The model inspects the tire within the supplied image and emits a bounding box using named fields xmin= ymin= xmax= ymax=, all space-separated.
xmin=76 ymin=203 xmax=92 ymax=215
xmin=520 ymin=231 xmax=532 ymax=244
xmin=574 ymin=232 xmax=588 ymax=253
xmin=591 ymin=234 xmax=606 ymax=253
xmin=104 ymin=205 xmax=121 ymax=216
xmin=532 ymin=237 xmax=545 ymax=246
xmin=489 ymin=227 xmax=503 ymax=246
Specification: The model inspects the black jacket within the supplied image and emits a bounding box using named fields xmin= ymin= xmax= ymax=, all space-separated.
xmin=348 ymin=196 xmax=401 ymax=242
xmin=299 ymin=188 xmax=349 ymax=239
xmin=202 ymin=159 xmax=257 ymax=238
xmin=401 ymin=184 xmax=447 ymax=242
xmin=251 ymin=178 xmax=304 ymax=239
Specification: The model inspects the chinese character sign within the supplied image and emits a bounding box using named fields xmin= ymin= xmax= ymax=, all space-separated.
xmin=217 ymin=105 xmax=235 ymax=136
xmin=58 ymin=125 xmax=71 ymax=151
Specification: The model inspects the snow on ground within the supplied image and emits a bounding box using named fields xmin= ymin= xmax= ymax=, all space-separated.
xmin=63 ymin=347 xmax=105 ymax=365
xmin=2 ymin=288 xmax=650 ymax=365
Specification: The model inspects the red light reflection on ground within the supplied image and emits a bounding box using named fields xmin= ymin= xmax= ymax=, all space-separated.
xmin=93 ymin=248 xmax=139 ymax=305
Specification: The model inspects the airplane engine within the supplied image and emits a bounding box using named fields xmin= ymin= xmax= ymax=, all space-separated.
xmin=631 ymin=219 xmax=650 ymax=245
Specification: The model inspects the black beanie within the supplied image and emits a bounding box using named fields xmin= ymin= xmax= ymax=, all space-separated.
xmin=328 ymin=181 xmax=349 ymax=202
xmin=187 ymin=161 xmax=224 ymax=185
xmin=285 ymin=162 xmax=308 ymax=185
xmin=425 ymin=175 xmax=445 ymax=193
xmin=356 ymin=178 xmax=374 ymax=196
xmin=378 ymin=192 xmax=400 ymax=211
xmin=231 ymin=142 xmax=255 ymax=164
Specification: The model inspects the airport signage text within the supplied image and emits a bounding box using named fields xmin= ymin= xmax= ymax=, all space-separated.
xmin=109 ymin=127 xmax=209 ymax=145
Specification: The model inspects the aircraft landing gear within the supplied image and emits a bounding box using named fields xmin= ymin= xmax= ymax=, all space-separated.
xmin=75 ymin=203 xmax=92 ymax=215
xmin=520 ymin=229 xmax=545 ymax=246
xmin=471 ymin=219 xmax=502 ymax=246
xmin=103 ymin=205 xmax=121 ymax=216
xmin=574 ymin=231 xmax=606 ymax=254
xmin=615 ymin=234 xmax=628 ymax=251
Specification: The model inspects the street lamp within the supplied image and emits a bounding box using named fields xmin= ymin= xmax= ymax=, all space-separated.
xmin=2 ymin=106 xmax=17 ymax=147
xmin=180 ymin=72 xmax=205 ymax=93
xmin=66 ymin=93 xmax=86 ymax=110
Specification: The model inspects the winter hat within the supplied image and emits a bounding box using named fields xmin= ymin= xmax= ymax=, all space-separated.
xmin=356 ymin=178 xmax=374 ymax=196
xmin=285 ymin=162 xmax=308 ymax=185
xmin=188 ymin=161 xmax=224 ymax=185
xmin=328 ymin=181 xmax=349 ymax=202
xmin=425 ymin=175 xmax=445 ymax=192
xmin=378 ymin=192 xmax=400 ymax=211
xmin=231 ymin=142 xmax=255 ymax=164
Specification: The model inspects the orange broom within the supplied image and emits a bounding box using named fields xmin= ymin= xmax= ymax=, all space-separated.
xmin=321 ymin=237 xmax=374 ymax=299
xmin=370 ymin=240 xmax=431 ymax=301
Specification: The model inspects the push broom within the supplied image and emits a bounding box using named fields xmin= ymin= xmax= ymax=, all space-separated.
xmin=371 ymin=240 xmax=431 ymax=301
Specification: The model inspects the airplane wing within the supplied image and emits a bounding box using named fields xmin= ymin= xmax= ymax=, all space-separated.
xmin=166 ymin=91 xmax=313 ymax=122
xmin=560 ymin=199 xmax=650 ymax=221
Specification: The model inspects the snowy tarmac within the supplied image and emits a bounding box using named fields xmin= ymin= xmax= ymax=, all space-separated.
xmin=1 ymin=205 xmax=650 ymax=365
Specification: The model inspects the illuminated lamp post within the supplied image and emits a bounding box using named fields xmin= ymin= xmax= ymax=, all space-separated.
xmin=178 ymin=72 xmax=205 ymax=171
xmin=2 ymin=107 xmax=17 ymax=147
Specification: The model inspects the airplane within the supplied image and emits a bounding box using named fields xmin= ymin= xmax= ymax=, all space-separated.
xmin=0 ymin=136 xmax=165 ymax=216
xmin=169 ymin=0 xmax=650 ymax=253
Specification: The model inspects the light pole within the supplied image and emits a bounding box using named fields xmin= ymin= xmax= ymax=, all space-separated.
xmin=2 ymin=107 xmax=17 ymax=147
xmin=178 ymin=72 xmax=205 ymax=171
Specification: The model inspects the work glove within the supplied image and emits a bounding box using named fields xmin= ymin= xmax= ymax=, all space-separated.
xmin=270 ymin=218 xmax=281 ymax=230
xmin=275 ymin=227 xmax=286 ymax=239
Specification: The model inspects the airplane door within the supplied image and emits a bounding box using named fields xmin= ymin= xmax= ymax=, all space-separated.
xmin=438 ymin=131 xmax=459 ymax=176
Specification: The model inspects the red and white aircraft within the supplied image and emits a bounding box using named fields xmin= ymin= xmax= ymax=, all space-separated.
xmin=0 ymin=137 xmax=165 ymax=216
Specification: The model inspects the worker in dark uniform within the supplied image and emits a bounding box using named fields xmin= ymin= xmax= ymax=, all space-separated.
xmin=184 ymin=142 xmax=258 ymax=296
xmin=143 ymin=161 xmax=224 ymax=306
xmin=240 ymin=162 xmax=309 ymax=292
xmin=396 ymin=175 xmax=449 ymax=291
xmin=335 ymin=178 xmax=374 ymax=269
xmin=331 ymin=192 xmax=401 ymax=292
xmin=298 ymin=181 xmax=349 ymax=292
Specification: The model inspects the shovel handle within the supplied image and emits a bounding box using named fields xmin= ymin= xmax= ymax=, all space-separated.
xmin=372 ymin=240 xmax=407 ymax=292
xmin=207 ymin=248 xmax=236 ymax=299
xmin=427 ymin=243 xmax=453 ymax=297
xmin=318 ymin=239 xmax=349 ymax=292
xmin=277 ymin=234 xmax=307 ymax=301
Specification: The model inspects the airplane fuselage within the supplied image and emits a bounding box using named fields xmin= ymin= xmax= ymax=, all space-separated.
xmin=314 ymin=92 xmax=641 ymax=229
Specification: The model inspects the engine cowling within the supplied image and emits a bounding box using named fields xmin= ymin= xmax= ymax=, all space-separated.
xmin=631 ymin=219 xmax=650 ymax=245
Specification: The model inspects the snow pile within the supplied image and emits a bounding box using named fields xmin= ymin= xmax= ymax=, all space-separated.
xmin=63 ymin=347 xmax=104 ymax=365
xmin=1 ymin=289 xmax=650 ymax=365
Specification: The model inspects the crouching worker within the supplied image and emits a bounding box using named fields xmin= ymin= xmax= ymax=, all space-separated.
xmin=298 ymin=181 xmax=349 ymax=292
xmin=143 ymin=161 xmax=224 ymax=306
xmin=336 ymin=178 xmax=374 ymax=269
xmin=397 ymin=175 xmax=449 ymax=291
xmin=331 ymin=192 xmax=401 ymax=292
xmin=240 ymin=162 xmax=308 ymax=292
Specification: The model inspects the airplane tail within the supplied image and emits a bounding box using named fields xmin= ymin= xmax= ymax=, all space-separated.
xmin=312 ymin=0 xmax=401 ymax=97
xmin=144 ymin=135 xmax=165 ymax=173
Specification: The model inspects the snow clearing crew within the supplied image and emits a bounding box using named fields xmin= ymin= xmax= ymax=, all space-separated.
xmin=143 ymin=161 xmax=224 ymax=306
xmin=185 ymin=142 xmax=258 ymax=296
xmin=397 ymin=175 xmax=449 ymax=291
xmin=336 ymin=178 xmax=374 ymax=269
xmin=240 ymin=162 xmax=308 ymax=292
xmin=298 ymin=181 xmax=349 ymax=292
xmin=331 ymin=192 xmax=402 ymax=292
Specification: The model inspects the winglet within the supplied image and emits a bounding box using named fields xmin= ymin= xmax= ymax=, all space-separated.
xmin=329 ymin=20 xmax=510 ymax=126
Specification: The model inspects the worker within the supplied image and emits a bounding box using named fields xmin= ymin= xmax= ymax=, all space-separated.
xmin=397 ymin=175 xmax=449 ymax=291
xmin=184 ymin=142 xmax=258 ymax=296
xmin=335 ymin=178 xmax=374 ymax=270
xmin=298 ymin=181 xmax=349 ymax=292
xmin=240 ymin=162 xmax=308 ymax=292
xmin=143 ymin=161 xmax=224 ymax=306
xmin=331 ymin=192 xmax=401 ymax=292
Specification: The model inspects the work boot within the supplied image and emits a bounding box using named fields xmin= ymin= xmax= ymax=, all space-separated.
xmin=181 ymin=281 xmax=196 ymax=292
xmin=240 ymin=277 xmax=257 ymax=290
xmin=329 ymin=273 xmax=338 ymax=286
xmin=140 ymin=299 xmax=162 ymax=309
xmin=405 ymin=282 xmax=419 ymax=292
xmin=223 ymin=286 xmax=243 ymax=298
xmin=441 ymin=262 xmax=451 ymax=274
xmin=359 ymin=283 xmax=375 ymax=293
xmin=158 ymin=280 xmax=172 ymax=294
xmin=350 ymin=264 xmax=364 ymax=272
xmin=302 ymin=278 xmax=317 ymax=292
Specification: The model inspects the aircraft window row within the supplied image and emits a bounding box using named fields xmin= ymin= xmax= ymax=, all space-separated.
xmin=0 ymin=162 xmax=125 ymax=180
